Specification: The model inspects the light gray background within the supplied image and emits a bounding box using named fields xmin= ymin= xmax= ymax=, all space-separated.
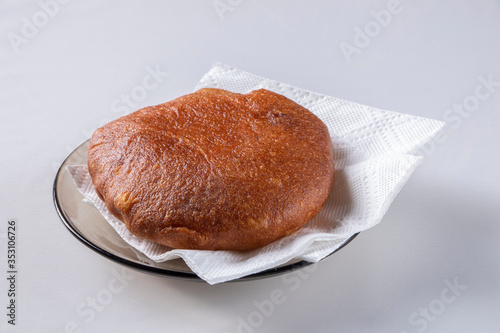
xmin=1 ymin=0 xmax=499 ymax=332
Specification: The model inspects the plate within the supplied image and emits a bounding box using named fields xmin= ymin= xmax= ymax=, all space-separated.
xmin=53 ymin=140 xmax=358 ymax=282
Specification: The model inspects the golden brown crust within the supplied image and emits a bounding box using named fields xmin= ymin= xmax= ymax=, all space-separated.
xmin=87 ymin=88 xmax=334 ymax=250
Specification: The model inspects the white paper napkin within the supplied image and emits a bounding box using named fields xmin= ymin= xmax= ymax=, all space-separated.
xmin=68 ymin=62 xmax=444 ymax=284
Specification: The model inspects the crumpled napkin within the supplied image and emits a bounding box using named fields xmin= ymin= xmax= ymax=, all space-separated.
xmin=68 ymin=62 xmax=444 ymax=284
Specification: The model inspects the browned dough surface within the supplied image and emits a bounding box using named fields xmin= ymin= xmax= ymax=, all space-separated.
xmin=87 ymin=88 xmax=334 ymax=250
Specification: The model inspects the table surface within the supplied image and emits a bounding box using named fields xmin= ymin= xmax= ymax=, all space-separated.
xmin=1 ymin=1 xmax=499 ymax=332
